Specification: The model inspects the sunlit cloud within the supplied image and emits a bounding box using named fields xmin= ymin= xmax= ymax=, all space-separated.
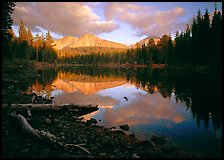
xmin=12 ymin=2 xmax=119 ymax=37
xmin=102 ymin=92 xmax=186 ymax=127
xmin=104 ymin=2 xmax=186 ymax=37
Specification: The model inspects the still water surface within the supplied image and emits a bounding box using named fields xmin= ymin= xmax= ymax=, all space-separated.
xmin=3 ymin=66 xmax=222 ymax=157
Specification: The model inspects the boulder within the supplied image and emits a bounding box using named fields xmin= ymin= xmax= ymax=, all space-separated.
xmin=119 ymin=124 xmax=129 ymax=131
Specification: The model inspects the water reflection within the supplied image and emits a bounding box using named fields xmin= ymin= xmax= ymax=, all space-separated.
xmin=20 ymin=66 xmax=221 ymax=132
xmin=98 ymin=87 xmax=186 ymax=126
xmin=3 ymin=66 xmax=221 ymax=156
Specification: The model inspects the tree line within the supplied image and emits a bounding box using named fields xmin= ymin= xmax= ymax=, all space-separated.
xmin=3 ymin=19 xmax=57 ymax=63
xmin=2 ymin=2 xmax=222 ymax=68
xmin=127 ymin=6 xmax=222 ymax=68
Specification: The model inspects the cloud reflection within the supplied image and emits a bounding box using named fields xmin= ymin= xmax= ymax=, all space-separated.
xmin=102 ymin=92 xmax=186 ymax=127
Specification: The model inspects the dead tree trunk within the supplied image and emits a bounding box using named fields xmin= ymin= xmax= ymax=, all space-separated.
xmin=8 ymin=112 xmax=91 ymax=154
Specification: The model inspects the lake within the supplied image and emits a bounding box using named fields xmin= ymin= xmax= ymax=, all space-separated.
xmin=2 ymin=66 xmax=222 ymax=157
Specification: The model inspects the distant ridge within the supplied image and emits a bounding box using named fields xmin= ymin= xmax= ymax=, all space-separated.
xmin=52 ymin=34 xmax=128 ymax=50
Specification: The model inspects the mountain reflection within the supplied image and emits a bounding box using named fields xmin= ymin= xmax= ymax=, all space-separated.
xmin=25 ymin=67 xmax=221 ymax=131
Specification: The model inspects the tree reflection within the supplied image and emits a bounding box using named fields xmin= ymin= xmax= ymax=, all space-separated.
xmin=128 ymin=68 xmax=222 ymax=131
xmin=7 ymin=66 xmax=220 ymax=131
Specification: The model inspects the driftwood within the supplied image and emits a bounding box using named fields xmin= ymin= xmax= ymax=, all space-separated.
xmin=9 ymin=112 xmax=91 ymax=154
xmin=2 ymin=103 xmax=98 ymax=109
xmin=3 ymin=104 xmax=99 ymax=117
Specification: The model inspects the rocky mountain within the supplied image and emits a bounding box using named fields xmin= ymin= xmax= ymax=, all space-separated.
xmin=52 ymin=36 xmax=78 ymax=50
xmin=130 ymin=36 xmax=161 ymax=48
xmin=52 ymin=34 xmax=128 ymax=50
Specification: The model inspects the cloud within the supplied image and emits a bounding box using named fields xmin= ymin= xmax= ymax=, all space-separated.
xmin=12 ymin=2 xmax=119 ymax=37
xmin=104 ymin=2 xmax=186 ymax=37
xmin=102 ymin=92 xmax=186 ymax=127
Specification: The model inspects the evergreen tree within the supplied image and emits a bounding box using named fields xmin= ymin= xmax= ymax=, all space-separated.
xmin=159 ymin=34 xmax=170 ymax=64
xmin=2 ymin=2 xmax=16 ymax=41
xmin=167 ymin=37 xmax=174 ymax=65
xmin=147 ymin=38 xmax=156 ymax=65
xmin=44 ymin=31 xmax=54 ymax=61
xmin=27 ymin=28 xmax=33 ymax=60
xmin=2 ymin=2 xmax=16 ymax=60
xmin=211 ymin=10 xmax=222 ymax=68
xmin=18 ymin=19 xmax=27 ymax=42
xmin=34 ymin=33 xmax=44 ymax=61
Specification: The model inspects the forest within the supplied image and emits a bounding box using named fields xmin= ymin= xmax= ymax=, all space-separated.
xmin=2 ymin=2 xmax=222 ymax=68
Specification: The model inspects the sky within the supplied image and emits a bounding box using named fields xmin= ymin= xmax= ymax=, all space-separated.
xmin=12 ymin=2 xmax=222 ymax=46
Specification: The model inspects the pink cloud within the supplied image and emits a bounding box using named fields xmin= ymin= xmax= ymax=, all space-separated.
xmin=12 ymin=2 xmax=119 ymax=37
xmin=104 ymin=3 xmax=185 ymax=37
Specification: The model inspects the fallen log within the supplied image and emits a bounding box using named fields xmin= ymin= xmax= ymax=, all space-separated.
xmin=2 ymin=103 xmax=98 ymax=108
xmin=8 ymin=112 xmax=91 ymax=154
xmin=3 ymin=104 xmax=99 ymax=117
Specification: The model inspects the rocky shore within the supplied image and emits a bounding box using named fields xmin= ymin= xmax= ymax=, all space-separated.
xmin=2 ymin=67 xmax=198 ymax=158
xmin=2 ymin=94 xmax=195 ymax=158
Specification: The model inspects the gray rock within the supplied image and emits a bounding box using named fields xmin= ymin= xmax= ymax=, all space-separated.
xmin=131 ymin=154 xmax=140 ymax=158
xmin=99 ymin=152 xmax=106 ymax=156
xmin=44 ymin=118 xmax=52 ymax=125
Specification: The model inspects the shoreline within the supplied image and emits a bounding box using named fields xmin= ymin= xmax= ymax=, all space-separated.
xmin=2 ymin=98 xmax=198 ymax=158
xmin=3 ymin=61 xmax=216 ymax=71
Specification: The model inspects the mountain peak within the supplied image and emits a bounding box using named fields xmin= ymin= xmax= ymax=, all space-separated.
xmin=53 ymin=33 xmax=128 ymax=50
xmin=80 ymin=34 xmax=99 ymax=40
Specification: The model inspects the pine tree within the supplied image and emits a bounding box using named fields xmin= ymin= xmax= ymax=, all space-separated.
xmin=27 ymin=28 xmax=33 ymax=61
xmin=147 ymin=38 xmax=155 ymax=65
xmin=167 ymin=37 xmax=174 ymax=65
xmin=159 ymin=34 xmax=170 ymax=64
xmin=2 ymin=2 xmax=16 ymax=41
xmin=18 ymin=19 xmax=27 ymax=42
xmin=2 ymin=2 xmax=16 ymax=60
xmin=34 ymin=33 xmax=44 ymax=62
xmin=27 ymin=28 xmax=33 ymax=46
xmin=202 ymin=9 xmax=211 ymax=65
xmin=44 ymin=31 xmax=54 ymax=61
xmin=211 ymin=9 xmax=222 ymax=68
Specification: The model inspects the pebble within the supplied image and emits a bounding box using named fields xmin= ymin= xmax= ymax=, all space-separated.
xmin=132 ymin=154 xmax=140 ymax=158
xmin=44 ymin=118 xmax=52 ymax=125
xmin=21 ymin=148 xmax=30 ymax=152
xmin=99 ymin=153 xmax=106 ymax=156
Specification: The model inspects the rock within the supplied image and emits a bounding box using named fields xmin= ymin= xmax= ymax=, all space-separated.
xmin=138 ymin=140 xmax=154 ymax=148
xmin=113 ymin=129 xmax=125 ymax=135
xmin=147 ymin=151 xmax=165 ymax=158
xmin=99 ymin=152 xmax=106 ymax=156
xmin=119 ymin=124 xmax=129 ymax=131
xmin=87 ymin=155 xmax=95 ymax=158
xmin=129 ymin=134 xmax=136 ymax=138
xmin=86 ymin=118 xmax=97 ymax=126
xmin=44 ymin=118 xmax=52 ymax=125
xmin=131 ymin=154 xmax=140 ymax=158
xmin=72 ymin=116 xmax=79 ymax=120
xmin=59 ymin=132 xmax=65 ymax=136
xmin=102 ymin=136 xmax=111 ymax=145
xmin=150 ymin=135 xmax=167 ymax=146
xmin=109 ymin=155 xmax=116 ymax=158
xmin=123 ymin=96 xmax=128 ymax=101
xmin=21 ymin=148 xmax=30 ymax=152
xmin=89 ymin=118 xmax=97 ymax=124
xmin=53 ymin=119 xmax=59 ymax=123
xmin=161 ymin=144 xmax=178 ymax=154
xmin=95 ymin=143 xmax=102 ymax=148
